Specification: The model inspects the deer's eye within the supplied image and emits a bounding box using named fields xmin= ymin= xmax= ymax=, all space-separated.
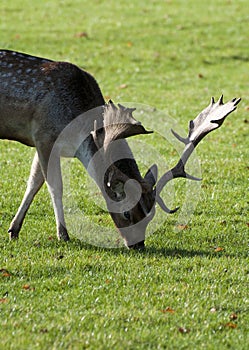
xmin=123 ymin=211 xmax=131 ymax=220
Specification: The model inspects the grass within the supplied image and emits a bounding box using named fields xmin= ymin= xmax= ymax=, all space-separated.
xmin=0 ymin=0 xmax=249 ymax=349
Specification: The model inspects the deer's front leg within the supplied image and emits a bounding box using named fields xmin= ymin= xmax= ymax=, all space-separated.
xmin=8 ymin=152 xmax=45 ymax=239
xmin=37 ymin=144 xmax=70 ymax=241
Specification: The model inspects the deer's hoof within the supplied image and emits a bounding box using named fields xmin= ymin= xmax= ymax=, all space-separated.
xmin=8 ymin=229 xmax=19 ymax=240
xmin=57 ymin=224 xmax=70 ymax=241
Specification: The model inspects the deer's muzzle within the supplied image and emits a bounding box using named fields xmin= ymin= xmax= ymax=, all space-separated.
xmin=128 ymin=240 xmax=145 ymax=250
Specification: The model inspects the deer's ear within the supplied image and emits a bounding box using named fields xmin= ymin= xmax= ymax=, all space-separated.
xmin=144 ymin=164 xmax=158 ymax=187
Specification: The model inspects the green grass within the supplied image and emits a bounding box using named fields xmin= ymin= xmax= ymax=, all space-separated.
xmin=0 ymin=0 xmax=248 ymax=349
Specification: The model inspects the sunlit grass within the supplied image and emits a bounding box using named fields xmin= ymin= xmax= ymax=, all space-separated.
xmin=0 ymin=0 xmax=248 ymax=349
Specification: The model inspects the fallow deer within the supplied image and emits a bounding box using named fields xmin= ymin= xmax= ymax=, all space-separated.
xmin=0 ymin=50 xmax=241 ymax=249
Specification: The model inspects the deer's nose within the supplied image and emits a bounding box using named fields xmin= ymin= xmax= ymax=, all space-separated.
xmin=128 ymin=240 xmax=145 ymax=250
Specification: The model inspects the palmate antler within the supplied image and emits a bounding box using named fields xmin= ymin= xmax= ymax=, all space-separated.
xmin=90 ymin=101 xmax=154 ymax=207
xmin=92 ymin=101 xmax=152 ymax=151
xmin=156 ymin=95 xmax=241 ymax=213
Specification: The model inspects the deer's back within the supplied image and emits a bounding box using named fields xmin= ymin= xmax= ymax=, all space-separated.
xmin=0 ymin=50 xmax=105 ymax=146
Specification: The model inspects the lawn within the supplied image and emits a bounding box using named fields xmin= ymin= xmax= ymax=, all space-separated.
xmin=0 ymin=0 xmax=248 ymax=349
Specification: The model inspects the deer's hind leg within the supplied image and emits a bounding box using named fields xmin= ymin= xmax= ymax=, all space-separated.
xmin=8 ymin=152 xmax=45 ymax=239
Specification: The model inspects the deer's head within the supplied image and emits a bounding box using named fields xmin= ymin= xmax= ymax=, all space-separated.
xmin=91 ymin=97 xmax=241 ymax=249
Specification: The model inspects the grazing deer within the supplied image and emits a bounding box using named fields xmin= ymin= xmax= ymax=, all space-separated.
xmin=0 ymin=50 xmax=241 ymax=249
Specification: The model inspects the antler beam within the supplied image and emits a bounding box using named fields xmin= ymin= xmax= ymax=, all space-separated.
xmin=156 ymin=95 xmax=241 ymax=213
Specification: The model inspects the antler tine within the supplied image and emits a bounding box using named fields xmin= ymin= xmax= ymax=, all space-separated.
xmin=156 ymin=95 xmax=241 ymax=214
xmin=117 ymin=103 xmax=136 ymax=114
xmin=171 ymin=128 xmax=189 ymax=145
xmin=90 ymin=101 xmax=152 ymax=151
xmin=218 ymin=94 xmax=224 ymax=105
xmin=103 ymin=101 xmax=152 ymax=149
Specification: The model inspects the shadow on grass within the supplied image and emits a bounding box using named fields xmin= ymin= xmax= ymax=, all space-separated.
xmin=5 ymin=236 xmax=245 ymax=260
xmin=221 ymin=55 xmax=249 ymax=62
xmin=78 ymin=238 xmax=249 ymax=259
xmin=66 ymin=238 xmax=237 ymax=259
xmin=203 ymin=54 xmax=249 ymax=66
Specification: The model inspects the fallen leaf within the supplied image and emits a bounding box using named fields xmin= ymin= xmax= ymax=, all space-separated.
xmin=0 ymin=298 xmax=8 ymax=303
xmin=160 ymin=307 xmax=175 ymax=314
xmin=224 ymin=322 xmax=237 ymax=329
xmin=22 ymin=284 xmax=31 ymax=290
xmin=214 ymin=247 xmax=224 ymax=252
xmin=177 ymin=224 xmax=189 ymax=230
xmin=230 ymin=313 xmax=238 ymax=320
xmin=22 ymin=284 xmax=35 ymax=291
xmin=74 ymin=32 xmax=88 ymax=38
xmin=0 ymin=269 xmax=11 ymax=277
xmin=178 ymin=327 xmax=190 ymax=334
xmin=119 ymin=83 xmax=128 ymax=89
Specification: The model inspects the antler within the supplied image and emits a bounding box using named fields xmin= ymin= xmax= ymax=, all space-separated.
xmin=156 ymin=95 xmax=241 ymax=213
xmin=90 ymin=101 xmax=153 ymax=206
xmin=92 ymin=101 xmax=152 ymax=151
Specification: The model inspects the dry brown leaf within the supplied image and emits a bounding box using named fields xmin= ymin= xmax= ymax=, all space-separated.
xmin=22 ymin=284 xmax=35 ymax=291
xmin=178 ymin=327 xmax=190 ymax=334
xmin=177 ymin=224 xmax=189 ymax=230
xmin=22 ymin=284 xmax=31 ymax=290
xmin=225 ymin=322 xmax=237 ymax=329
xmin=119 ymin=83 xmax=128 ymax=89
xmin=0 ymin=269 xmax=11 ymax=277
xmin=214 ymin=247 xmax=224 ymax=252
xmin=0 ymin=298 xmax=8 ymax=303
xmin=161 ymin=307 xmax=175 ymax=314
xmin=74 ymin=32 xmax=88 ymax=38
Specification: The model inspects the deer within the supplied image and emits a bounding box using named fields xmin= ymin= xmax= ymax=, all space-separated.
xmin=0 ymin=50 xmax=241 ymax=249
